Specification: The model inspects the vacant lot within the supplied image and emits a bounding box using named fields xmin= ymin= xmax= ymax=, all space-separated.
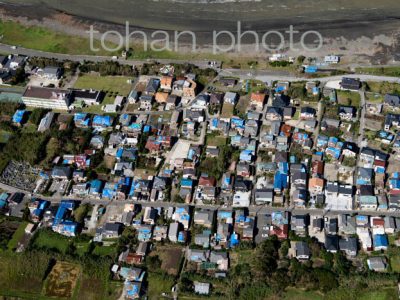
xmin=0 ymin=20 xmax=117 ymax=56
xmin=153 ymin=245 xmax=183 ymax=276
xmin=32 ymin=229 xmax=72 ymax=254
xmin=206 ymin=134 xmax=227 ymax=147
xmin=337 ymin=90 xmax=361 ymax=107
xmin=221 ymin=103 xmax=234 ymax=119
xmin=366 ymin=81 xmax=400 ymax=95
xmin=236 ymin=96 xmax=250 ymax=116
xmin=0 ymin=218 xmax=20 ymax=250
xmin=74 ymin=74 xmax=133 ymax=109
xmin=44 ymin=261 xmax=80 ymax=298
xmin=147 ymin=272 xmax=175 ymax=299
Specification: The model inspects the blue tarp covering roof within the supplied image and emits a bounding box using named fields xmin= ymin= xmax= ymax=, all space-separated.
xmin=0 ymin=193 xmax=8 ymax=202
xmin=143 ymin=125 xmax=151 ymax=133
xmin=89 ymin=179 xmax=103 ymax=194
xmin=74 ymin=113 xmax=90 ymax=126
xmin=305 ymin=66 xmax=318 ymax=73
xmin=373 ymin=234 xmax=389 ymax=248
xmin=231 ymin=117 xmax=245 ymax=128
xmin=53 ymin=200 xmax=75 ymax=227
xmin=230 ymin=232 xmax=239 ymax=248
xmin=181 ymin=178 xmax=193 ymax=188
xmin=102 ymin=182 xmax=118 ymax=199
xmin=278 ymin=162 xmax=289 ymax=175
xmin=274 ymin=171 xmax=288 ymax=190
xmin=93 ymin=115 xmax=113 ymax=127
xmin=0 ymin=199 xmax=6 ymax=208
xmin=218 ymin=211 xmax=232 ymax=219
xmin=12 ymin=109 xmax=25 ymax=124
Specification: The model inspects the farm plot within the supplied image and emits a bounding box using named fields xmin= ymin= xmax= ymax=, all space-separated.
xmin=44 ymin=261 xmax=81 ymax=299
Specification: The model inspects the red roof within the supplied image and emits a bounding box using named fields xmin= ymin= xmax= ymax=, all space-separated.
xmin=251 ymin=93 xmax=266 ymax=104
xmin=198 ymin=176 xmax=216 ymax=187
xmin=372 ymin=218 xmax=385 ymax=227
xmin=270 ymin=224 xmax=288 ymax=240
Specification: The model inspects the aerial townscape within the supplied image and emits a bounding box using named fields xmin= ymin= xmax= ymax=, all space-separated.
xmin=4 ymin=1 xmax=400 ymax=300
xmin=2 ymin=34 xmax=400 ymax=299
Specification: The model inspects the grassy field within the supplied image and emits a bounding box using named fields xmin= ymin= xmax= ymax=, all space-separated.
xmin=0 ymin=20 xmax=118 ymax=56
xmin=337 ymin=90 xmax=361 ymax=107
xmin=32 ymin=229 xmax=72 ymax=254
xmin=43 ymin=261 xmax=81 ymax=298
xmin=7 ymin=221 xmax=28 ymax=251
xmin=366 ymin=81 xmax=400 ymax=95
xmin=151 ymin=244 xmax=183 ymax=276
xmin=357 ymin=66 xmax=400 ymax=77
xmin=74 ymin=74 xmax=133 ymax=113
xmin=92 ymin=244 xmax=117 ymax=257
xmin=206 ymin=133 xmax=227 ymax=147
xmin=235 ymin=96 xmax=250 ymax=116
xmin=221 ymin=102 xmax=234 ymax=119
xmin=147 ymin=272 xmax=175 ymax=300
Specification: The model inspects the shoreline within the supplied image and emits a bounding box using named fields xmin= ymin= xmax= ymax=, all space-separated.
xmin=0 ymin=2 xmax=400 ymax=64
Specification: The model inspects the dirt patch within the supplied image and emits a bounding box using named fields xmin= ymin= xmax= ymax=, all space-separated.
xmin=152 ymin=245 xmax=183 ymax=276
xmin=44 ymin=261 xmax=81 ymax=299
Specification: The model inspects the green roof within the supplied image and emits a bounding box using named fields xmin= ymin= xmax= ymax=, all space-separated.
xmin=0 ymin=92 xmax=22 ymax=103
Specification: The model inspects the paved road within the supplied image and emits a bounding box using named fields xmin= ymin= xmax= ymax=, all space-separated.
xmin=358 ymin=90 xmax=367 ymax=146
xmin=2 ymin=180 xmax=400 ymax=218
xmin=0 ymin=43 xmax=219 ymax=70
xmin=220 ymin=69 xmax=400 ymax=84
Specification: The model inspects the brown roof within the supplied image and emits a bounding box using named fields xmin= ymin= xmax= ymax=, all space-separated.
xmin=155 ymin=92 xmax=169 ymax=103
xmin=309 ymin=177 xmax=324 ymax=189
xmin=251 ymin=93 xmax=266 ymax=104
xmin=161 ymin=76 xmax=173 ymax=87
xmin=23 ymin=86 xmax=70 ymax=100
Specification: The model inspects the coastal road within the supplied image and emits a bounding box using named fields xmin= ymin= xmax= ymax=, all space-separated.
xmin=0 ymin=43 xmax=219 ymax=69
xmin=220 ymin=69 xmax=400 ymax=84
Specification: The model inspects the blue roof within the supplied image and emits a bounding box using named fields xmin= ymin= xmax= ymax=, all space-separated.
xmin=230 ymin=232 xmax=240 ymax=247
xmin=373 ymin=234 xmax=389 ymax=248
xmin=274 ymin=171 xmax=288 ymax=190
xmin=89 ymin=179 xmax=103 ymax=194
xmin=143 ymin=125 xmax=151 ymax=133
xmin=93 ymin=115 xmax=113 ymax=127
xmin=181 ymin=178 xmax=193 ymax=188
xmin=305 ymin=66 xmax=318 ymax=73
xmin=0 ymin=193 xmax=8 ymax=201
xmin=12 ymin=109 xmax=25 ymax=124
xmin=278 ymin=162 xmax=289 ymax=175
xmin=0 ymin=199 xmax=6 ymax=208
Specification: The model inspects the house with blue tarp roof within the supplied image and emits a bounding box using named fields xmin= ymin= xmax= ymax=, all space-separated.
xmin=274 ymin=171 xmax=288 ymax=192
xmin=240 ymin=150 xmax=253 ymax=162
xmin=356 ymin=168 xmax=373 ymax=185
xmin=326 ymin=147 xmax=342 ymax=159
xmin=125 ymin=281 xmax=141 ymax=299
xmin=230 ymin=232 xmax=240 ymax=248
xmin=181 ymin=178 xmax=193 ymax=188
xmin=52 ymin=200 xmax=76 ymax=229
xmin=92 ymin=115 xmax=113 ymax=129
xmin=74 ymin=113 xmax=90 ymax=127
xmin=278 ymin=162 xmax=289 ymax=175
xmin=316 ymin=135 xmax=329 ymax=148
xmin=54 ymin=220 xmax=78 ymax=237
xmin=102 ymin=182 xmax=118 ymax=199
xmin=389 ymin=178 xmax=400 ymax=190
xmin=305 ymin=66 xmax=318 ymax=73
xmin=143 ymin=125 xmax=151 ymax=133
xmin=89 ymin=179 xmax=104 ymax=197
xmin=272 ymin=211 xmax=289 ymax=225
xmin=138 ymin=225 xmax=153 ymax=241
xmin=116 ymin=147 xmax=137 ymax=161
xmin=373 ymin=234 xmax=389 ymax=250
xmin=129 ymin=123 xmax=142 ymax=131
xmin=12 ymin=109 xmax=25 ymax=125
xmin=218 ymin=210 xmax=232 ymax=222
xmin=178 ymin=231 xmax=186 ymax=243
xmin=231 ymin=117 xmax=245 ymax=129
xmin=119 ymin=114 xmax=131 ymax=126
